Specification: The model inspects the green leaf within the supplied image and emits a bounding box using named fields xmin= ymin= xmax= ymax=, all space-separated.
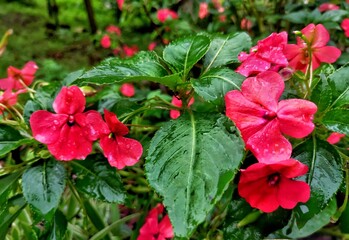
xmin=163 ymin=35 xmax=211 ymax=77
xmin=322 ymin=108 xmax=349 ymax=134
xmin=0 ymin=124 xmax=32 ymax=157
xmin=203 ymin=32 xmax=251 ymax=72
xmin=274 ymin=197 xmax=337 ymax=238
xmin=145 ymin=113 xmax=244 ymax=237
xmin=283 ymin=10 xmax=308 ymax=24
xmin=0 ymin=194 xmax=27 ymax=240
xmin=327 ymin=65 xmax=349 ymax=109
xmin=0 ymin=171 xmax=22 ymax=206
xmin=291 ymin=138 xmax=342 ymax=227
xmin=311 ymin=75 xmax=332 ymax=114
xmin=22 ymin=159 xmax=66 ymax=216
xmin=47 ymin=210 xmax=67 ymax=240
xmin=75 ymin=51 xmax=179 ymax=89
xmin=320 ymin=10 xmax=348 ymax=23
xmin=71 ymin=155 xmax=127 ymax=203
xmin=193 ymin=68 xmax=244 ymax=104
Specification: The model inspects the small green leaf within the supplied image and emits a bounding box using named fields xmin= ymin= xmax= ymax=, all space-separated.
xmin=327 ymin=65 xmax=349 ymax=108
xmin=163 ymin=35 xmax=211 ymax=77
xmin=283 ymin=10 xmax=308 ymax=24
xmin=47 ymin=210 xmax=67 ymax=240
xmin=311 ymin=75 xmax=332 ymax=114
xmin=0 ymin=194 xmax=27 ymax=240
xmin=71 ymin=155 xmax=127 ymax=203
xmin=0 ymin=171 xmax=22 ymax=206
xmin=145 ymin=113 xmax=244 ymax=237
xmin=0 ymin=124 xmax=32 ymax=157
xmin=193 ymin=67 xmax=244 ymax=104
xmin=75 ymin=51 xmax=179 ymax=89
xmin=203 ymin=32 xmax=251 ymax=72
xmin=322 ymin=108 xmax=349 ymax=134
xmin=291 ymin=138 xmax=342 ymax=227
xmin=22 ymin=159 xmax=66 ymax=216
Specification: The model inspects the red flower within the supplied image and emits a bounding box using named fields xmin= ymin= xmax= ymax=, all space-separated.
xmin=138 ymin=204 xmax=174 ymax=240
xmin=318 ymin=3 xmax=339 ymax=12
xmin=106 ymin=25 xmax=121 ymax=36
xmin=284 ymin=24 xmax=341 ymax=73
xmin=198 ymin=2 xmax=209 ymax=19
xmin=157 ymin=9 xmax=178 ymax=23
xmin=99 ymin=109 xmax=143 ymax=169
xmin=241 ymin=18 xmax=252 ymax=30
xmin=30 ymin=86 xmax=104 ymax=160
xmin=148 ymin=42 xmax=157 ymax=51
xmin=123 ymin=45 xmax=138 ymax=57
xmin=225 ymin=71 xmax=317 ymax=163
xmin=170 ymin=95 xmax=194 ymax=119
xmin=327 ymin=132 xmax=345 ymax=144
xmin=0 ymin=89 xmax=25 ymax=115
xmin=0 ymin=61 xmax=38 ymax=91
xmin=120 ymin=83 xmax=135 ymax=97
xmin=101 ymin=35 xmax=111 ymax=48
xmin=116 ymin=0 xmax=124 ymax=10
xmin=236 ymin=32 xmax=288 ymax=77
xmin=238 ymin=159 xmax=310 ymax=213
xmin=341 ymin=19 xmax=349 ymax=38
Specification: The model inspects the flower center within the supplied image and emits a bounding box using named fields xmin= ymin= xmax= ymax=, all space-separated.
xmin=263 ymin=111 xmax=277 ymax=120
xmin=267 ymin=173 xmax=280 ymax=186
xmin=67 ymin=115 xmax=75 ymax=126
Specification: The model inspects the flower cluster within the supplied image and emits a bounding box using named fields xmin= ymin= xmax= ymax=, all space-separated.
xmin=223 ymin=23 xmax=340 ymax=213
xmin=0 ymin=61 xmax=38 ymax=115
xmin=30 ymin=86 xmax=143 ymax=169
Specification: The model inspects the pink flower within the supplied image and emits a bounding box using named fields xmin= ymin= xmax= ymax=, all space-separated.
xmin=236 ymin=32 xmax=288 ymax=77
xmin=0 ymin=61 xmax=38 ymax=91
xmin=341 ymin=19 xmax=349 ymax=38
xmin=225 ymin=71 xmax=317 ymax=163
xmin=284 ymin=24 xmax=341 ymax=73
xmin=241 ymin=18 xmax=252 ymax=30
xmin=238 ymin=159 xmax=310 ymax=213
xmin=30 ymin=86 xmax=104 ymax=161
xmin=327 ymin=132 xmax=345 ymax=144
xmin=0 ymin=89 xmax=25 ymax=114
xmin=106 ymin=25 xmax=121 ymax=36
xmin=198 ymin=2 xmax=209 ymax=19
xmin=99 ymin=109 xmax=143 ymax=169
xmin=157 ymin=8 xmax=178 ymax=23
xmin=170 ymin=95 xmax=195 ymax=119
xmin=148 ymin=42 xmax=157 ymax=51
xmin=318 ymin=3 xmax=339 ymax=12
xmin=116 ymin=0 xmax=124 ymax=10
xmin=138 ymin=204 xmax=174 ymax=240
xmin=123 ymin=45 xmax=138 ymax=57
xmin=101 ymin=35 xmax=111 ymax=48
xmin=120 ymin=83 xmax=135 ymax=97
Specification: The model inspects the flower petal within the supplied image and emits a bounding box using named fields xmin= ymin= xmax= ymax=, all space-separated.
xmin=247 ymin=119 xmax=292 ymax=163
xmin=53 ymin=86 xmax=86 ymax=114
xmin=100 ymin=135 xmax=143 ymax=169
xmin=241 ymin=71 xmax=284 ymax=112
xmin=270 ymin=159 xmax=309 ymax=178
xmin=47 ymin=124 xmax=92 ymax=160
xmin=159 ymin=215 xmax=174 ymax=238
xmin=30 ymin=110 xmax=68 ymax=144
xmin=313 ymin=46 xmax=341 ymax=64
xmin=277 ymin=99 xmax=317 ymax=138
xmin=236 ymin=55 xmax=271 ymax=77
xmin=310 ymin=24 xmax=330 ymax=48
xmin=81 ymin=110 xmax=109 ymax=141
xmin=278 ymin=178 xmax=311 ymax=209
xmin=257 ymin=32 xmax=288 ymax=65
xmin=103 ymin=109 xmax=129 ymax=136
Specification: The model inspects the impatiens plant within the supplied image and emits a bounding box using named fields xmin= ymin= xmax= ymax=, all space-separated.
xmin=2 ymin=3 xmax=349 ymax=239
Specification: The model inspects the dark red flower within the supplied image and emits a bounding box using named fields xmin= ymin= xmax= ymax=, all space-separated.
xmin=341 ymin=19 xmax=349 ymax=38
xmin=318 ymin=3 xmax=339 ymax=12
xmin=138 ymin=204 xmax=174 ymax=240
xmin=284 ymin=24 xmax=341 ymax=73
xmin=0 ymin=61 xmax=38 ymax=91
xmin=30 ymin=86 xmax=104 ymax=160
xmin=225 ymin=71 xmax=317 ymax=163
xmin=236 ymin=32 xmax=288 ymax=77
xmin=327 ymin=132 xmax=345 ymax=144
xmin=170 ymin=95 xmax=194 ymax=119
xmin=120 ymin=83 xmax=135 ymax=97
xmin=99 ymin=109 xmax=143 ymax=169
xmin=157 ymin=9 xmax=178 ymax=23
xmin=238 ymin=159 xmax=310 ymax=213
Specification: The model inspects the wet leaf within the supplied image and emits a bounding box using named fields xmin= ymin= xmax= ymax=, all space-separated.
xmin=0 ymin=124 xmax=32 ymax=157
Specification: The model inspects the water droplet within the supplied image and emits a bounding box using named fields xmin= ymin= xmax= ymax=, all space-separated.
xmin=53 ymin=120 xmax=59 ymax=125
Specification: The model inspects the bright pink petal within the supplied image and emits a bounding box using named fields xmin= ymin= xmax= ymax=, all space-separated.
xmin=53 ymin=86 xmax=86 ymax=114
xmin=170 ymin=109 xmax=180 ymax=119
xmin=47 ymin=124 xmax=92 ymax=160
xmin=159 ymin=215 xmax=174 ymax=238
xmin=120 ymin=83 xmax=135 ymax=97
xmin=198 ymin=2 xmax=209 ymax=19
xmin=116 ymin=0 xmax=124 ymax=10
xmin=100 ymin=135 xmax=143 ymax=169
xmin=257 ymin=32 xmax=288 ymax=65
xmin=327 ymin=132 xmax=346 ymax=144
xmin=313 ymin=46 xmax=341 ymax=64
xmin=103 ymin=109 xmax=129 ymax=136
xmin=30 ymin=111 xmax=68 ymax=144
xmin=139 ymin=217 xmax=158 ymax=237
xmin=304 ymin=24 xmax=330 ymax=48
xmin=147 ymin=204 xmax=164 ymax=220
xmin=101 ymin=35 xmax=111 ymax=48
xmin=247 ymin=119 xmax=292 ymax=163
xmin=238 ymin=164 xmax=275 ymax=183
xmin=341 ymin=19 xmax=349 ymax=37
xmin=82 ymin=110 xmax=109 ymax=140
xmin=241 ymin=71 xmax=284 ymax=112
xmin=270 ymin=159 xmax=308 ymax=178
xmin=20 ymin=61 xmax=38 ymax=86
xmin=0 ymin=77 xmax=15 ymax=91
xmin=277 ymin=99 xmax=317 ymax=138
xmin=157 ymin=8 xmax=178 ymax=23
xmin=277 ymin=178 xmax=310 ymax=209
xmin=236 ymin=55 xmax=271 ymax=77
xmin=284 ymin=44 xmax=302 ymax=60
xmin=318 ymin=3 xmax=339 ymax=12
